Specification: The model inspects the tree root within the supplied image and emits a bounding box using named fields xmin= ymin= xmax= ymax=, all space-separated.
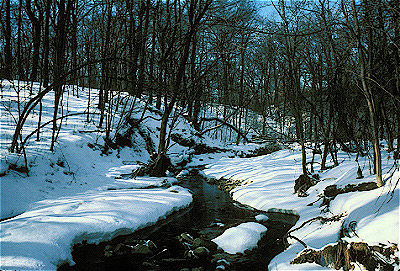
xmin=291 ymin=240 xmax=398 ymax=271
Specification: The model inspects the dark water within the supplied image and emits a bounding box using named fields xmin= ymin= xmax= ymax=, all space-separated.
xmin=60 ymin=175 xmax=298 ymax=271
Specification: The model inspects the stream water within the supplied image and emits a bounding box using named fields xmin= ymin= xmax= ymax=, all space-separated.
xmin=60 ymin=174 xmax=298 ymax=271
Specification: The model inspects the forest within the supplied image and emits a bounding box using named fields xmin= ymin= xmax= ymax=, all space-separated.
xmin=1 ymin=0 xmax=399 ymax=179
xmin=0 ymin=0 xmax=399 ymax=270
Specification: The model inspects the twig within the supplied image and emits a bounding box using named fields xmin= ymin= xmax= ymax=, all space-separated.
xmin=287 ymin=234 xmax=308 ymax=248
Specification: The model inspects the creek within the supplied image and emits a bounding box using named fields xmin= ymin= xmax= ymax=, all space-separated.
xmin=59 ymin=172 xmax=298 ymax=270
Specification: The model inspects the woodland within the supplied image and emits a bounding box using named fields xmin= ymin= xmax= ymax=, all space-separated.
xmin=1 ymin=1 xmax=400 ymax=270
xmin=1 ymin=0 xmax=399 ymax=182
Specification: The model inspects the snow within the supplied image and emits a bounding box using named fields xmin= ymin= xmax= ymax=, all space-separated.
xmin=212 ymin=222 xmax=267 ymax=254
xmin=203 ymin=145 xmax=399 ymax=270
xmin=330 ymin=175 xmax=399 ymax=245
xmin=1 ymin=185 xmax=191 ymax=270
xmin=1 ymin=80 xmax=399 ymax=270
xmin=104 ymin=176 xmax=178 ymax=190
xmin=0 ymin=81 xmax=193 ymax=269
xmin=255 ymin=214 xmax=269 ymax=222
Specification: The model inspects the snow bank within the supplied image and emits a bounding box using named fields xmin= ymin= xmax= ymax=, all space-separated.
xmin=212 ymin=222 xmax=267 ymax=254
xmin=330 ymin=171 xmax=399 ymax=245
xmin=1 ymin=185 xmax=192 ymax=270
xmin=0 ymin=81 xmax=197 ymax=270
xmin=203 ymin=146 xmax=399 ymax=270
xmin=103 ymin=176 xmax=178 ymax=190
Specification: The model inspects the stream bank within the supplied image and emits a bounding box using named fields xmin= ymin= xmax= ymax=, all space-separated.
xmin=59 ymin=171 xmax=298 ymax=270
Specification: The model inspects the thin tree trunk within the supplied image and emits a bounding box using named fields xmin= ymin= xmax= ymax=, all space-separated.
xmin=380 ymin=104 xmax=394 ymax=152
xmin=3 ymin=0 xmax=13 ymax=79
xmin=26 ymin=0 xmax=42 ymax=82
xmin=16 ymin=0 xmax=24 ymax=80
xmin=50 ymin=0 xmax=71 ymax=151
xmin=43 ymin=0 xmax=51 ymax=87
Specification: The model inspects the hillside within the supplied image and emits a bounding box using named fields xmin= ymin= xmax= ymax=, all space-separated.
xmin=0 ymin=80 xmax=399 ymax=270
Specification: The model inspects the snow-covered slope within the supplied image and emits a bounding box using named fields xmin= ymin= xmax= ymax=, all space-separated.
xmin=203 ymin=145 xmax=399 ymax=270
xmin=2 ymin=80 xmax=398 ymax=270
xmin=0 ymin=80 xmax=196 ymax=269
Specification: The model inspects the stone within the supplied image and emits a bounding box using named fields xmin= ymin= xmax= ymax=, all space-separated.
xmin=131 ymin=243 xmax=153 ymax=256
xmin=356 ymin=182 xmax=378 ymax=191
xmin=192 ymin=238 xmax=205 ymax=248
xmin=170 ymin=133 xmax=196 ymax=147
xmin=291 ymin=241 xmax=395 ymax=271
xmin=115 ymin=133 xmax=133 ymax=148
xmin=141 ymin=262 xmax=161 ymax=270
xmin=192 ymin=237 xmax=217 ymax=250
xmin=105 ymin=245 xmax=113 ymax=251
xmin=161 ymin=258 xmax=187 ymax=264
xmin=185 ymin=250 xmax=194 ymax=258
xmin=104 ymin=250 xmax=113 ymax=257
xmin=294 ymin=174 xmax=315 ymax=195
xmin=211 ymin=254 xmax=226 ymax=263
xmin=123 ymin=236 xmax=137 ymax=245
xmin=114 ymin=243 xmax=133 ymax=255
xmin=179 ymin=233 xmax=194 ymax=243
xmin=192 ymin=247 xmax=210 ymax=258
xmin=217 ymin=259 xmax=230 ymax=266
xmin=161 ymin=179 xmax=172 ymax=188
xmin=144 ymin=240 xmax=157 ymax=251
xmin=150 ymin=248 xmax=170 ymax=260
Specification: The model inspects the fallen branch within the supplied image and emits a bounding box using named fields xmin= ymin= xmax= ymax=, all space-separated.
xmin=198 ymin=117 xmax=249 ymax=143
xmin=287 ymin=234 xmax=308 ymax=248
xmin=78 ymin=129 xmax=106 ymax=133
xmin=287 ymin=213 xmax=345 ymax=236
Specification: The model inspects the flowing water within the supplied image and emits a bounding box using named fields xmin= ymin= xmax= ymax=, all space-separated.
xmin=60 ymin=174 xmax=298 ymax=271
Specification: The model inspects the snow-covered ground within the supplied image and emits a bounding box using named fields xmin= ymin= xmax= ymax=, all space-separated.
xmin=1 ymin=184 xmax=191 ymax=269
xmin=1 ymin=80 xmax=398 ymax=270
xmin=0 ymin=81 xmax=196 ymax=269
xmin=203 ymin=146 xmax=399 ymax=270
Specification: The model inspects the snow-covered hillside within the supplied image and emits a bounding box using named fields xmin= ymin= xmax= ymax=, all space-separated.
xmin=0 ymin=80 xmax=209 ymax=269
xmin=1 ymin=80 xmax=398 ymax=270
xmin=203 ymin=145 xmax=399 ymax=270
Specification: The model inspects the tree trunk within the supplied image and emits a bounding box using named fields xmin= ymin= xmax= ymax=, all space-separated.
xmin=3 ymin=0 xmax=13 ymax=79
xmin=50 ymin=0 xmax=71 ymax=151
xmin=150 ymin=0 xmax=212 ymax=176
xmin=380 ymin=104 xmax=394 ymax=152
xmin=26 ymin=0 xmax=42 ymax=82
xmin=43 ymin=0 xmax=51 ymax=87
xmin=16 ymin=0 xmax=24 ymax=80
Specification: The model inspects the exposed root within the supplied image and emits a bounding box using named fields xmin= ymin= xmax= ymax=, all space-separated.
xmin=291 ymin=240 xmax=398 ymax=271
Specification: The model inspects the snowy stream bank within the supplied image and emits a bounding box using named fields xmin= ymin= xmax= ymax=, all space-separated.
xmin=203 ymin=147 xmax=399 ymax=270
xmin=61 ymin=174 xmax=298 ymax=270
